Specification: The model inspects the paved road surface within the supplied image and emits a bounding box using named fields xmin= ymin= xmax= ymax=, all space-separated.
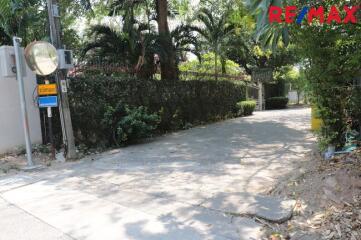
xmin=0 ymin=108 xmax=315 ymax=240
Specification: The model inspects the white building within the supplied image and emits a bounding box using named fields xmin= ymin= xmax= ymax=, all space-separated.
xmin=0 ymin=46 xmax=42 ymax=154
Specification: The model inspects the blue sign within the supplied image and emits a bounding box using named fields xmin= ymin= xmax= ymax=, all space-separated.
xmin=38 ymin=96 xmax=58 ymax=108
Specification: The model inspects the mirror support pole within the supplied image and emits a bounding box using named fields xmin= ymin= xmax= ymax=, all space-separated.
xmin=13 ymin=37 xmax=34 ymax=167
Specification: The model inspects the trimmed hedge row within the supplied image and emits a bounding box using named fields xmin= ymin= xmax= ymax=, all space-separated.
xmin=266 ymin=97 xmax=289 ymax=110
xmin=68 ymin=76 xmax=246 ymax=147
xmin=236 ymin=100 xmax=257 ymax=116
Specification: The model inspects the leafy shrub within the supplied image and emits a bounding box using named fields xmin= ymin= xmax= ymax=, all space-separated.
xmin=103 ymin=103 xmax=159 ymax=145
xmin=266 ymin=97 xmax=289 ymax=110
xmin=67 ymin=75 xmax=246 ymax=147
xmin=179 ymin=52 xmax=244 ymax=80
xmin=236 ymin=100 xmax=257 ymax=116
xmin=314 ymin=87 xmax=361 ymax=148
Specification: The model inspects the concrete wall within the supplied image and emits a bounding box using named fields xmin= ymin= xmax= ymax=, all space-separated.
xmin=288 ymin=91 xmax=304 ymax=104
xmin=0 ymin=46 xmax=42 ymax=154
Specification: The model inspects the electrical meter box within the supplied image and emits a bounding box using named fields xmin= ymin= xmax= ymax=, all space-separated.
xmin=0 ymin=46 xmax=26 ymax=79
xmin=57 ymin=49 xmax=74 ymax=69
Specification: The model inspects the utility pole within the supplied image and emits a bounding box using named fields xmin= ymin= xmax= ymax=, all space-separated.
xmin=46 ymin=0 xmax=77 ymax=159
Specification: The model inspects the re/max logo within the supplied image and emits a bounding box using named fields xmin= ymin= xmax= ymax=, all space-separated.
xmin=269 ymin=6 xmax=360 ymax=24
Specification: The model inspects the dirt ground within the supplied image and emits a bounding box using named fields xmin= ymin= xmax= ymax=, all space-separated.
xmin=265 ymin=150 xmax=361 ymax=240
xmin=0 ymin=146 xmax=55 ymax=177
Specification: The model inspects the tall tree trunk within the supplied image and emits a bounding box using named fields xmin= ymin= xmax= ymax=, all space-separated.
xmin=156 ymin=0 xmax=178 ymax=81
xmin=221 ymin=57 xmax=226 ymax=74
xmin=214 ymin=51 xmax=218 ymax=81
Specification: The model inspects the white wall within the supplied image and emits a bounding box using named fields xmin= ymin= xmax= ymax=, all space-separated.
xmin=288 ymin=91 xmax=304 ymax=104
xmin=0 ymin=46 xmax=42 ymax=154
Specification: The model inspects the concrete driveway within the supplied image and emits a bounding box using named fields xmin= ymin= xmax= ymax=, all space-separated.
xmin=0 ymin=108 xmax=315 ymax=240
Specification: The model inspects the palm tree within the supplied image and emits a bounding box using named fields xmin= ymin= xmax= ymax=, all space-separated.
xmin=83 ymin=25 xmax=135 ymax=64
xmin=249 ymin=0 xmax=293 ymax=49
xmin=108 ymin=0 xmax=157 ymax=77
xmin=83 ymin=21 xmax=198 ymax=78
xmin=193 ymin=8 xmax=235 ymax=79
xmin=83 ymin=23 xmax=158 ymax=78
xmin=171 ymin=24 xmax=200 ymax=64
xmin=155 ymin=0 xmax=179 ymax=81
xmin=84 ymin=0 xmax=198 ymax=80
xmin=109 ymin=0 xmax=180 ymax=81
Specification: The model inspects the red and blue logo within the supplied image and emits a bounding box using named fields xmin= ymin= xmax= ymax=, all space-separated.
xmin=269 ymin=5 xmax=360 ymax=24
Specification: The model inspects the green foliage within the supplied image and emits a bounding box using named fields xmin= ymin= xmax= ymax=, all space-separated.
xmin=284 ymin=66 xmax=308 ymax=103
xmin=83 ymin=25 xmax=140 ymax=64
xmin=83 ymin=22 xmax=198 ymax=79
xmin=103 ymin=103 xmax=160 ymax=145
xmin=0 ymin=0 xmax=88 ymax=49
xmin=0 ymin=0 xmax=45 ymax=45
xmin=282 ymin=66 xmax=301 ymax=88
xmin=264 ymin=79 xmax=286 ymax=99
xmin=67 ymin=75 xmax=246 ymax=147
xmin=205 ymin=0 xmax=294 ymax=76
xmin=252 ymin=0 xmax=361 ymax=147
xmin=346 ymin=88 xmax=361 ymax=130
xmin=102 ymin=0 xmax=193 ymax=80
xmin=236 ymin=100 xmax=257 ymax=116
xmin=179 ymin=52 xmax=243 ymax=79
xmin=225 ymin=36 xmax=300 ymax=75
xmin=192 ymin=7 xmax=235 ymax=76
xmin=265 ymin=97 xmax=288 ymax=110
xmin=248 ymin=0 xmax=290 ymax=49
xmin=295 ymin=5 xmax=361 ymax=146
xmin=117 ymin=107 xmax=159 ymax=144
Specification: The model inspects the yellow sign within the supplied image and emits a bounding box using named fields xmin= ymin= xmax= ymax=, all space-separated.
xmin=38 ymin=84 xmax=58 ymax=96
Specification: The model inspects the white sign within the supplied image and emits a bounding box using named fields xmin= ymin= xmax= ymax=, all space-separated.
xmin=60 ymin=79 xmax=68 ymax=93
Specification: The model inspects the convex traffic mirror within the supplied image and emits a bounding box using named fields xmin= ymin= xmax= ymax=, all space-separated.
xmin=24 ymin=41 xmax=58 ymax=76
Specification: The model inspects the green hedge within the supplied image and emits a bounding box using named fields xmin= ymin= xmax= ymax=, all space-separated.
xmin=266 ymin=97 xmax=289 ymax=110
xmin=236 ymin=100 xmax=257 ymax=116
xmin=67 ymin=75 xmax=246 ymax=147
